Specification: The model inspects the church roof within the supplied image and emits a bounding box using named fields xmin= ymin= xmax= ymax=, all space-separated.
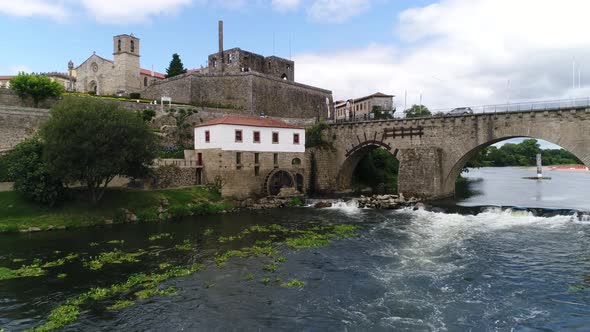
xmin=194 ymin=116 xmax=303 ymax=129
xmin=140 ymin=68 xmax=165 ymax=79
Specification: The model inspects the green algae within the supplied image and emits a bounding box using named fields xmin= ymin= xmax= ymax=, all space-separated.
xmin=136 ymin=286 xmax=177 ymax=299
xmin=174 ymin=240 xmax=193 ymax=251
xmin=280 ymin=278 xmax=305 ymax=288
xmin=106 ymin=300 xmax=134 ymax=311
xmin=148 ymin=233 xmax=172 ymax=241
xmin=84 ymin=249 xmax=145 ymax=270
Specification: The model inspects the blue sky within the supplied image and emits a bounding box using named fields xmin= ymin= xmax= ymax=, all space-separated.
xmin=0 ymin=0 xmax=586 ymax=150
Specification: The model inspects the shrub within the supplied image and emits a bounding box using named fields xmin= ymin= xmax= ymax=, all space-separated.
xmin=5 ymin=138 xmax=65 ymax=206
xmin=137 ymin=208 xmax=159 ymax=222
xmin=9 ymin=73 xmax=64 ymax=107
xmin=169 ymin=205 xmax=191 ymax=218
xmin=142 ymin=109 xmax=156 ymax=122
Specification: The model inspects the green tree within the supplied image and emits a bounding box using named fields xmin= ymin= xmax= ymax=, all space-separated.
xmin=9 ymin=73 xmax=65 ymax=107
xmin=5 ymin=137 xmax=65 ymax=206
xmin=353 ymin=148 xmax=399 ymax=193
xmin=165 ymin=53 xmax=187 ymax=78
xmin=404 ymin=104 xmax=431 ymax=118
xmin=40 ymin=97 xmax=158 ymax=203
xmin=371 ymin=106 xmax=394 ymax=120
xmin=305 ymin=121 xmax=333 ymax=150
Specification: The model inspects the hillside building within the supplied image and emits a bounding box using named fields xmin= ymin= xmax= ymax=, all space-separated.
xmin=335 ymin=92 xmax=395 ymax=121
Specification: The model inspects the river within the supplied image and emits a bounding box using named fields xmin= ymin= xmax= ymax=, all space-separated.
xmin=1 ymin=167 xmax=590 ymax=331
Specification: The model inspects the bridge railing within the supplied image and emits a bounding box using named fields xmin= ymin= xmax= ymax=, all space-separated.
xmin=430 ymin=96 xmax=590 ymax=114
xmin=331 ymin=96 xmax=590 ymax=124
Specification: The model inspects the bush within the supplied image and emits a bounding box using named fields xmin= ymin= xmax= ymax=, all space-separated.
xmin=142 ymin=109 xmax=156 ymax=122
xmin=0 ymin=156 xmax=11 ymax=182
xmin=136 ymin=208 xmax=159 ymax=222
xmin=169 ymin=205 xmax=191 ymax=218
xmin=129 ymin=93 xmax=141 ymax=99
xmin=5 ymin=138 xmax=65 ymax=206
xmin=9 ymin=73 xmax=64 ymax=107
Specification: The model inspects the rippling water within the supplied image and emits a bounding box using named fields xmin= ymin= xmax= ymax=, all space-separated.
xmin=1 ymin=168 xmax=590 ymax=331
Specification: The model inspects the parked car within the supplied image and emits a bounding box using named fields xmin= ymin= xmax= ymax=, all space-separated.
xmin=449 ymin=107 xmax=473 ymax=115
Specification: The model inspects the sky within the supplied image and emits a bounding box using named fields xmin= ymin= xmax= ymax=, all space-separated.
xmin=1 ymin=0 xmax=587 ymax=150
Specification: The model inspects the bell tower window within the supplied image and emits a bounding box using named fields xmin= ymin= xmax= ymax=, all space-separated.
xmin=117 ymin=39 xmax=121 ymax=52
xmin=130 ymin=40 xmax=135 ymax=53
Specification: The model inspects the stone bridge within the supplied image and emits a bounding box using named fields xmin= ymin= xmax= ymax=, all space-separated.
xmin=0 ymin=106 xmax=50 ymax=154
xmin=313 ymin=106 xmax=590 ymax=199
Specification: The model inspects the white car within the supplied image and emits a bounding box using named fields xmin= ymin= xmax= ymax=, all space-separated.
xmin=449 ymin=107 xmax=473 ymax=115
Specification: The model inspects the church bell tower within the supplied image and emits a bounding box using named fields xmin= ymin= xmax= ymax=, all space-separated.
xmin=113 ymin=34 xmax=141 ymax=94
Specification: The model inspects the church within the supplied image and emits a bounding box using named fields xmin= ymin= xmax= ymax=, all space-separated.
xmin=72 ymin=34 xmax=166 ymax=96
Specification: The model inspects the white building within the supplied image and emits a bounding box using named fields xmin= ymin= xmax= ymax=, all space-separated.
xmin=334 ymin=92 xmax=395 ymax=121
xmin=194 ymin=116 xmax=305 ymax=152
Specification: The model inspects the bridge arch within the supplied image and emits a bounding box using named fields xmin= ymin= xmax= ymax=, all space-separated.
xmin=442 ymin=135 xmax=590 ymax=195
xmin=336 ymin=140 xmax=398 ymax=191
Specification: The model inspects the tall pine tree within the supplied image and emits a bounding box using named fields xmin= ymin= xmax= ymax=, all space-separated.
xmin=165 ymin=53 xmax=187 ymax=78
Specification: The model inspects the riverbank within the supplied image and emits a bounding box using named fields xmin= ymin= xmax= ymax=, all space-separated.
xmin=0 ymin=187 xmax=231 ymax=233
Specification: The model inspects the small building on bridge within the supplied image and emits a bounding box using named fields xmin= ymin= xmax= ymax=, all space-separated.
xmin=335 ymin=92 xmax=395 ymax=122
xmin=187 ymin=116 xmax=306 ymax=199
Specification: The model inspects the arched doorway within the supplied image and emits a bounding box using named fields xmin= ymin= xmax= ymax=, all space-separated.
xmin=295 ymin=173 xmax=304 ymax=193
xmin=266 ymin=170 xmax=294 ymax=196
xmin=88 ymin=81 xmax=97 ymax=95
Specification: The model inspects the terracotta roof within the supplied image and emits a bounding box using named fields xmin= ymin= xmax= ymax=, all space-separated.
xmin=195 ymin=116 xmax=303 ymax=129
xmin=140 ymin=68 xmax=165 ymax=79
xmin=187 ymin=68 xmax=204 ymax=74
xmin=0 ymin=76 xmax=15 ymax=80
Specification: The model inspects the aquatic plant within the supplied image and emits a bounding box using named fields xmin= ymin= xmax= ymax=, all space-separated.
xmin=31 ymin=304 xmax=79 ymax=332
xmin=106 ymin=240 xmax=125 ymax=245
xmin=148 ymin=233 xmax=172 ymax=241
xmin=285 ymin=232 xmax=331 ymax=248
xmin=215 ymin=250 xmax=247 ymax=267
xmin=106 ymin=300 xmax=134 ymax=311
xmin=159 ymin=263 xmax=171 ymax=270
xmin=263 ymin=263 xmax=278 ymax=273
xmin=42 ymin=258 xmax=66 ymax=268
xmin=57 ymin=273 xmax=67 ymax=279
xmin=203 ymin=228 xmax=214 ymax=236
xmin=261 ymin=277 xmax=271 ymax=285
xmin=135 ymin=286 xmax=177 ymax=299
xmin=174 ymin=240 xmax=193 ymax=251
xmin=89 ymin=242 xmax=99 ymax=247
xmin=280 ymin=278 xmax=305 ymax=288
xmin=84 ymin=249 xmax=145 ymax=270
xmin=245 ymin=273 xmax=254 ymax=281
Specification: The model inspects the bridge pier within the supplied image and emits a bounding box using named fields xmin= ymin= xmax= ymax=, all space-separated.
xmin=398 ymin=147 xmax=452 ymax=199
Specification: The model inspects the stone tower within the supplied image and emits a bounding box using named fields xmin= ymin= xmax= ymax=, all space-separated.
xmin=113 ymin=34 xmax=141 ymax=94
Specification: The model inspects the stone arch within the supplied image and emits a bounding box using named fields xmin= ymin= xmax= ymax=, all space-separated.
xmin=264 ymin=169 xmax=295 ymax=196
xmin=281 ymin=73 xmax=288 ymax=80
xmin=336 ymin=141 xmax=398 ymax=190
xmin=88 ymin=80 xmax=97 ymax=94
xmin=443 ymin=135 xmax=590 ymax=195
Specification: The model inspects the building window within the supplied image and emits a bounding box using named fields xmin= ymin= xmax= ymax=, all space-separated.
xmin=236 ymin=152 xmax=242 ymax=169
xmin=205 ymin=130 xmax=210 ymax=143
xmin=130 ymin=40 xmax=135 ymax=53
xmin=213 ymin=59 xmax=217 ymax=68
xmin=143 ymin=77 xmax=148 ymax=87
xmin=272 ymin=132 xmax=279 ymax=144
xmin=197 ymin=153 xmax=203 ymax=166
xmin=254 ymin=166 xmax=260 ymax=176
xmin=253 ymin=131 xmax=260 ymax=143
xmin=235 ymin=129 xmax=243 ymax=142
xmin=292 ymin=158 xmax=301 ymax=166
xmin=293 ymin=133 xmax=300 ymax=144
xmin=117 ymin=39 xmax=121 ymax=52
xmin=273 ymin=153 xmax=278 ymax=167
xmin=228 ymin=53 xmax=234 ymax=63
xmin=254 ymin=153 xmax=260 ymax=164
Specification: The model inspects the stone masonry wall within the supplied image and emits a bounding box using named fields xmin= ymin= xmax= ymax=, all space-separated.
xmin=149 ymin=165 xmax=198 ymax=189
xmin=0 ymin=106 xmax=50 ymax=152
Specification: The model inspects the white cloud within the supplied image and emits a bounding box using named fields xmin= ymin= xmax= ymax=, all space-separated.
xmin=0 ymin=0 xmax=69 ymax=21
xmin=296 ymin=0 xmax=590 ymax=110
xmin=308 ymin=0 xmax=371 ymax=23
xmin=80 ymin=0 xmax=192 ymax=24
xmin=272 ymin=0 xmax=301 ymax=12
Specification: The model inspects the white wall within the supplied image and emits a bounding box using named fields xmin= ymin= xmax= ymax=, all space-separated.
xmin=195 ymin=124 xmax=305 ymax=152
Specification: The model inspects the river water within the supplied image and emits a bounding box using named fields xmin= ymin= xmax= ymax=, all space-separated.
xmin=1 ymin=167 xmax=590 ymax=331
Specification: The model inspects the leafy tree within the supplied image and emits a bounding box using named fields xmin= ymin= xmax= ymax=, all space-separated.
xmin=305 ymin=121 xmax=333 ymax=150
xmin=40 ymin=97 xmax=158 ymax=203
xmin=353 ymin=148 xmax=399 ymax=193
xmin=166 ymin=108 xmax=197 ymax=147
xmin=5 ymin=137 xmax=65 ymax=206
xmin=10 ymin=73 xmax=65 ymax=107
xmin=165 ymin=53 xmax=187 ymax=78
xmin=404 ymin=104 xmax=431 ymax=118
xmin=371 ymin=106 xmax=394 ymax=120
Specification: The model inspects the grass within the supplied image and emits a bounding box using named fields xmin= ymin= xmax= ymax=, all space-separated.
xmin=0 ymin=187 xmax=230 ymax=233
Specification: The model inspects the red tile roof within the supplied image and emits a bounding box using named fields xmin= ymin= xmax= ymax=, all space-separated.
xmin=0 ymin=76 xmax=15 ymax=80
xmin=140 ymin=68 xmax=165 ymax=79
xmin=195 ymin=116 xmax=303 ymax=129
